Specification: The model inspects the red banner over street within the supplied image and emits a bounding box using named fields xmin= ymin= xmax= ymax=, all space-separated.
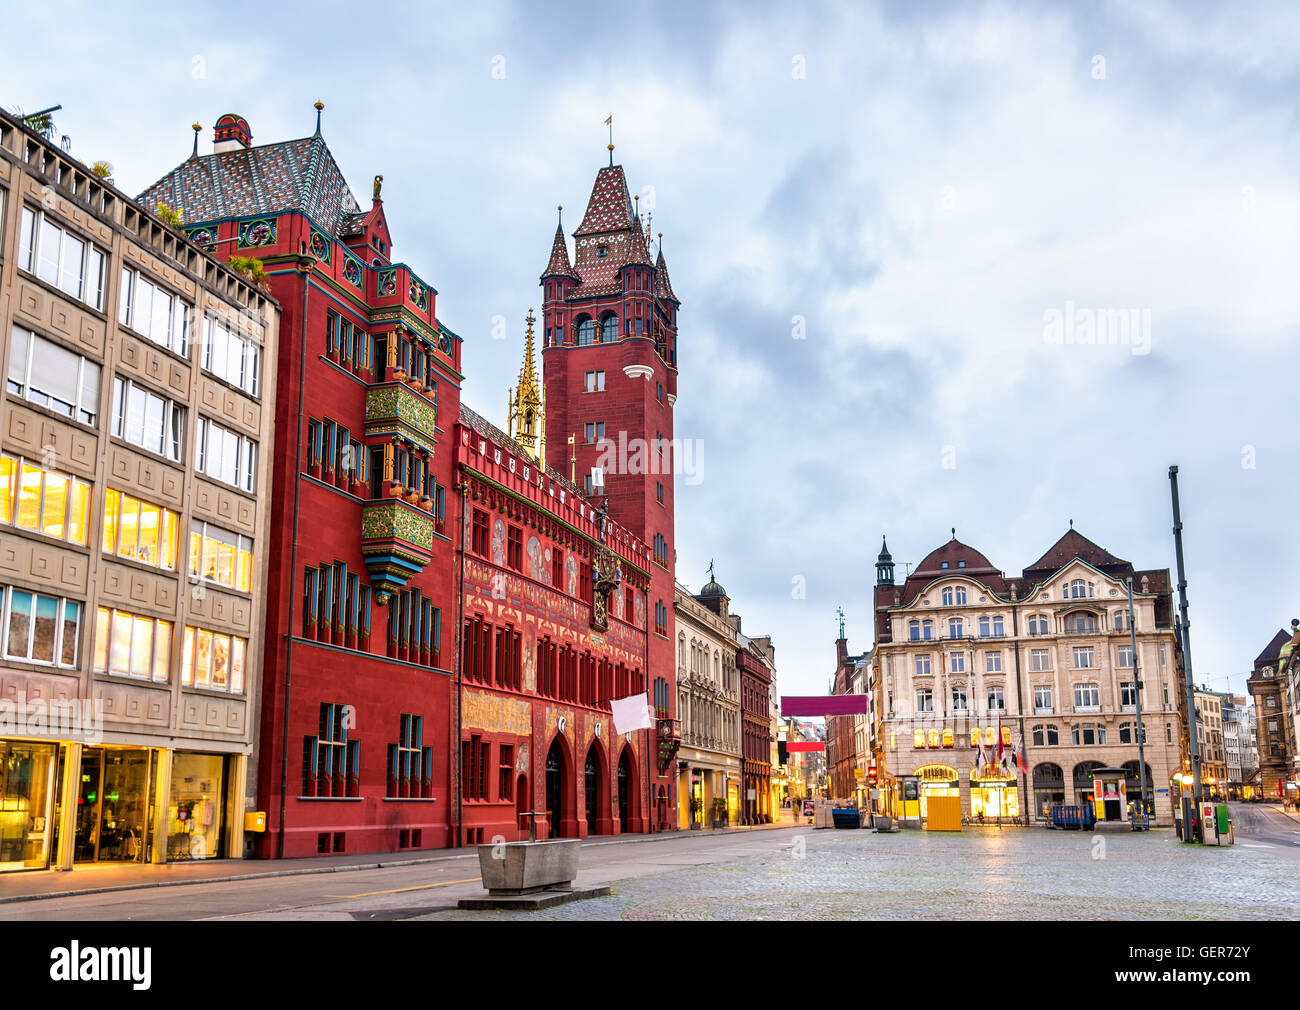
xmin=786 ymin=741 xmax=825 ymax=753
xmin=781 ymin=695 xmax=870 ymax=717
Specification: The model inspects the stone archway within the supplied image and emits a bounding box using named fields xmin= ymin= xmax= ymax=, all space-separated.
xmin=583 ymin=738 xmax=611 ymax=836
xmin=545 ymin=735 xmax=576 ymax=838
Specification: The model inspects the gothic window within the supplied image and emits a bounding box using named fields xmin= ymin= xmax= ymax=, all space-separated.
xmin=575 ymin=316 xmax=595 ymax=346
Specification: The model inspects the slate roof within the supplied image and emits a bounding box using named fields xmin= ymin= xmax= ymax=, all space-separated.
xmin=1254 ymin=629 xmax=1292 ymax=671
xmin=138 ymin=132 xmax=364 ymax=235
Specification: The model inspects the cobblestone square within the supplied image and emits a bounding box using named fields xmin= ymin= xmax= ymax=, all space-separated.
xmin=420 ymin=822 xmax=1300 ymax=921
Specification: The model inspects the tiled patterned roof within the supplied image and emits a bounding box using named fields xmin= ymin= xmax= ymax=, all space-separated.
xmin=138 ymin=134 xmax=364 ymax=235
xmin=655 ymin=248 xmax=679 ymax=303
xmin=624 ymin=220 xmax=653 ymax=268
xmin=540 ymin=223 xmax=579 ymax=281
xmin=339 ymin=211 xmax=369 ymax=237
xmin=575 ymin=166 xmax=634 ymax=235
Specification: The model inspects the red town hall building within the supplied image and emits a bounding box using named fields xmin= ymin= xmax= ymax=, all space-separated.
xmin=140 ymin=112 xmax=681 ymax=856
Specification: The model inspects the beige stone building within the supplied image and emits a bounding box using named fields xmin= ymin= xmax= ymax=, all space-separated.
xmin=873 ymin=530 xmax=1185 ymax=826
xmin=1192 ymin=687 xmax=1228 ymax=798
xmin=0 ymin=109 xmax=278 ymax=872
xmin=674 ymin=575 xmax=741 ymax=827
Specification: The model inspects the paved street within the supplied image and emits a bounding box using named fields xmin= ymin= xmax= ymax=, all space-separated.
xmin=1 ymin=803 xmax=1296 ymax=921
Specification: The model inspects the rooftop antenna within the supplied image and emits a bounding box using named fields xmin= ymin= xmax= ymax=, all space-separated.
xmin=836 ymin=606 xmax=845 ymax=639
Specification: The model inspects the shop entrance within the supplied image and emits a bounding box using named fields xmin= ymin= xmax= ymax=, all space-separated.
xmin=913 ymin=764 xmax=959 ymax=821
xmin=969 ymin=771 xmax=1020 ymax=820
xmin=75 ymin=748 xmax=152 ymax=864
xmin=0 ymin=740 xmax=59 ymax=871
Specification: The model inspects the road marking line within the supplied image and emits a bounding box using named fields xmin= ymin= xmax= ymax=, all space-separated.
xmin=324 ymin=877 xmax=481 ymax=899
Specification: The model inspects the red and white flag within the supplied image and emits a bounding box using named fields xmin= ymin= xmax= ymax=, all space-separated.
xmin=611 ymin=693 xmax=655 ymax=736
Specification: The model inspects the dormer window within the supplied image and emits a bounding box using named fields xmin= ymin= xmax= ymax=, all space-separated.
xmin=597 ymin=244 xmax=608 ymax=259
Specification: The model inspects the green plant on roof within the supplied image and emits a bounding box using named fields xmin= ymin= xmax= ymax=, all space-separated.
xmin=229 ymin=256 xmax=270 ymax=288
xmin=91 ymin=161 xmax=114 ymax=180
xmin=20 ymin=110 xmax=55 ymax=138
xmin=156 ymin=201 xmax=184 ymax=226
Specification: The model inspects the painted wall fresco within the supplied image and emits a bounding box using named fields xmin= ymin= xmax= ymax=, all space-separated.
xmin=462 ymin=688 xmax=532 ymax=736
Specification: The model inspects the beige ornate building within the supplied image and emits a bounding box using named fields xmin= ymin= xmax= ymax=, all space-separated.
xmin=674 ymin=575 xmax=741 ymax=827
xmin=0 ymin=109 xmax=279 ymax=872
xmin=873 ymin=529 xmax=1185 ymax=825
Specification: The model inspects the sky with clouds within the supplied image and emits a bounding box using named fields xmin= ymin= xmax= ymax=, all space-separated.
xmin=4 ymin=0 xmax=1296 ymax=702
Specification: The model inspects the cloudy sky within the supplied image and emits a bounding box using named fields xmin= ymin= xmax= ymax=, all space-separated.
xmin=5 ymin=0 xmax=1296 ymax=701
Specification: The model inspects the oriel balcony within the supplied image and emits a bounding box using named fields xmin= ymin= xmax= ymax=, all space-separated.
xmin=360 ymin=499 xmax=435 ymax=604
xmin=657 ymin=717 xmax=681 ymax=774
xmin=365 ymin=382 xmax=437 ymax=458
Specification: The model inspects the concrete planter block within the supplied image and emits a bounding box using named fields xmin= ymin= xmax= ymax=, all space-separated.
xmin=477 ymin=838 xmax=581 ymax=895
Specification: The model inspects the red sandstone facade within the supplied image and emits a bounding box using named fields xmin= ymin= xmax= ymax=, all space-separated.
xmin=455 ymin=408 xmax=653 ymax=840
xmin=140 ymin=115 xmax=678 ymax=855
xmin=540 ymin=163 xmax=682 ymax=828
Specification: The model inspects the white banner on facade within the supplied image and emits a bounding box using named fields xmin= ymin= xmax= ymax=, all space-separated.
xmin=611 ymin=693 xmax=655 ymax=736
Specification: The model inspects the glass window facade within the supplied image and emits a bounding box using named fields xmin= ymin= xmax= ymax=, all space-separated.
xmin=0 ymin=741 xmax=58 ymax=870
xmin=166 ymin=752 xmax=227 ymax=860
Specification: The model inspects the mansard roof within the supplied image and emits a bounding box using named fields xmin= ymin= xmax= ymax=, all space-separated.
xmin=1255 ymin=628 xmax=1292 ymax=669
xmin=1022 ymin=528 xmax=1130 ymax=579
xmin=139 ymin=133 xmax=364 ymax=236
xmin=894 ymin=537 xmax=1009 ymax=605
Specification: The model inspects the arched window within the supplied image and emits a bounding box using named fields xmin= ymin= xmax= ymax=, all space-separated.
xmin=1065 ymin=611 xmax=1096 ymax=633
xmin=600 ymin=313 xmax=618 ymax=343
xmin=942 ymin=587 xmax=954 ymax=606
xmin=575 ymin=316 xmax=595 ymax=346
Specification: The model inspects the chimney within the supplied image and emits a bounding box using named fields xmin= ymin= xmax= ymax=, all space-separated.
xmin=213 ymin=114 xmax=252 ymax=154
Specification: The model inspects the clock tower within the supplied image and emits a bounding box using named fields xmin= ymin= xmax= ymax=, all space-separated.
xmin=539 ymin=153 xmax=682 ymax=829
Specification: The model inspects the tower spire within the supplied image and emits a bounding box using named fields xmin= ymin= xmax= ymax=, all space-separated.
xmin=605 ymin=114 xmax=614 ymax=166
xmin=507 ymin=309 xmax=545 ymax=462
xmin=876 ymin=535 xmax=895 ymax=588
